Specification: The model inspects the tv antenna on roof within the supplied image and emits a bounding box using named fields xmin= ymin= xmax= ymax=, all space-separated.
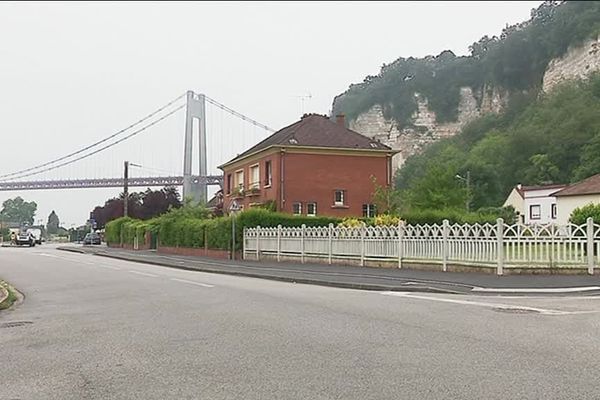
xmin=294 ymin=93 xmax=312 ymax=115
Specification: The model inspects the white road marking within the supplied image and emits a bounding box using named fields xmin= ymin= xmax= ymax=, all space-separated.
xmin=97 ymin=265 xmax=121 ymax=270
xmin=128 ymin=270 xmax=158 ymax=278
xmin=471 ymin=286 xmax=600 ymax=294
xmin=170 ymin=278 xmax=214 ymax=288
xmin=380 ymin=291 xmax=596 ymax=316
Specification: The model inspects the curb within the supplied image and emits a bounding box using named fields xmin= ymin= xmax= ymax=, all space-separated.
xmin=61 ymin=248 xmax=464 ymax=294
xmin=0 ymin=284 xmax=8 ymax=305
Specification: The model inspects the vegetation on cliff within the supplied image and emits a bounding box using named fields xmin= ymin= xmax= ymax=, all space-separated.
xmin=396 ymin=74 xmax=600 ymax=210
xmin=332 ymin=1 xmax=600 ymax=126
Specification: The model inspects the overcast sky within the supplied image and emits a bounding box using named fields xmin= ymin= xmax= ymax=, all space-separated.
xmin=0 ymin=1 xmax=541 ymax=227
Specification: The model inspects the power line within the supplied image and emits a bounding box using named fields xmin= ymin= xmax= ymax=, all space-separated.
xmin=204 ymin=95 xmax=276 ymax=133
xmin=0 ymin=93 xmax=186 ymax=180
xmin=4 ymin=104 xmax=185 ymax=181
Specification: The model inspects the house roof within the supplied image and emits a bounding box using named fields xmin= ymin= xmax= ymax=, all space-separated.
xmin=554 ymin=173 xmax=600 ymax=197
xmin=219 ymin=114 xmax=393 ymax=168
xmin=512 ymin=183 xmax=567 ymax=198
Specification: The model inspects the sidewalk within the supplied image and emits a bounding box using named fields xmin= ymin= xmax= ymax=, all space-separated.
xmin=58 ymin=245 xmax=600 ymax=295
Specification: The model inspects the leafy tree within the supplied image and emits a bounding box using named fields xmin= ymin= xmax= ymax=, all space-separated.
xmin=404 ymin=163 xmax=467 ymax=211
xmin=91 ymin=187 xmax=182 ymax=229
xmin=0 ymin=197 xmax=37 ymax=225
xmin=370 ymin=176 xmax=402 ymax=215
xmin=570 ymin=203 xmax=600 ymax=225
xmin=47 ymin=210 xmax=60 ymax=234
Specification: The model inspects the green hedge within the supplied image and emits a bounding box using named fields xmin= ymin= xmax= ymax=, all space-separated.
xmin=106 ymin=207 xmax=512 ymax=251
xmin=236 ymin=208 xmax=340 ymax=229
xmin=105 ymin=217 xmax=133 ymax=244
xmin=398 ymin=209 xmax=505 ymax=225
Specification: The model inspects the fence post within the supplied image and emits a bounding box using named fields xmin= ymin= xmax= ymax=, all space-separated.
xmin=398 ymin=220 xmax=404 ymax=269
xmin=442 ymin=219 xmax=449 ymax=272
xmin=497 ymin=218 xmax=504 ymax=276
xmin=301 ymin=224 xmax=306 ymax=264
xmin=587 ymin=217 xmax=594 ymax=275
xmin=256 ymin=225 xmax=261 ymax=261
xmin=277 ymin=224 xmax=282 ymax=262
xmin=360 ymin=223 xmax=366 ymax=267
xmin=328 ymin=223 xmax=333 ymax=265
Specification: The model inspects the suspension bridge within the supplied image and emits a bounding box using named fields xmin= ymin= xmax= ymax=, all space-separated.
xmin=0 ymin=91 xmax=276 ymax=204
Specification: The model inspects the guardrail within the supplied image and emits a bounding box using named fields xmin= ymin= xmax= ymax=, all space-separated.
xmin=243 ymin=218 xmax=600 ymax=275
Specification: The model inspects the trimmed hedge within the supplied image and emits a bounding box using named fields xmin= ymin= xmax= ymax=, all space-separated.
xmin=105 ymin=217 xmax=133 ymax=244
xmin=106 ymin=207 xmax=513 ymax=251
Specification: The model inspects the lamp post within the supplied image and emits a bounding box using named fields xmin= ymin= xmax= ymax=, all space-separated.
xmin=455 ymin=171 xmax=471 ymax=212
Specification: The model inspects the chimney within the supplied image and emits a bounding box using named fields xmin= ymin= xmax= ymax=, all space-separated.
xmin=335 ymin=114 xmax=345 ymax=126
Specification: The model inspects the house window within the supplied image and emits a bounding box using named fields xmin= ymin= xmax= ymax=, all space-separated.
xmin=265 ymin=160 xmax=272 ymax=187
xmin=530 ymin=204 xmax=541 ymax=220
xmin=250 ymin=164 xmax=260 ymax=189
xmin=363 ymin=204 xmax=376 ymax=218
xmin=307 ymin=202 xmax=317 ymax=216
xmin=293 ymin=202 xmax=302 ymax=215
xmin=334 ymin=190 xmax=345 ymax=206
xmin=235 ymin=169 xmax=244 ymax=190
xmin=226 ymin=174 xmax=232 ymax=194
xmin=551 ymin=203 xmax=557 ymax=219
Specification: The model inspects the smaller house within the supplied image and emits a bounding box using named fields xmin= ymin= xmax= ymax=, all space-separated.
xmin=503 ymin=183 xmax=566 ymax=224
xmin=553 ymin=173 xmax=600 ymax=225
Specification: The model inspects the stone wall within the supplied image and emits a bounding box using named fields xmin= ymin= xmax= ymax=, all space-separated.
xmin=543 ymin=35 xmax=600 ymax=93
xmin=349 ymin=86 xmax=508 ymax=172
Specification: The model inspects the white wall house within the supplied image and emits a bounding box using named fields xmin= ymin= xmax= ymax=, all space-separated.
xmin=503 ymin=184 xmax=566 ymax=225
xmin=554 ymin=174 xmax=600 ymax=225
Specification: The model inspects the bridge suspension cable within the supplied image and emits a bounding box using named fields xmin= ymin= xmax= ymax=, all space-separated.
xmin=3 ymin=104 xmax=185 ymax=181
xmin=204 ymin=95 xmax=276 ymax=133
xmin=0 ymin=92 xmax=186 ymax=180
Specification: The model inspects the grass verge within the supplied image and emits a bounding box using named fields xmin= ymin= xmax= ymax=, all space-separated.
xmin=0 ymin=280 xmax=17 ymax=310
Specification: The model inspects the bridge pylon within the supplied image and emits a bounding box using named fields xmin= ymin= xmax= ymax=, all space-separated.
xmin=182 ymin=91 xmax=208 ymax=204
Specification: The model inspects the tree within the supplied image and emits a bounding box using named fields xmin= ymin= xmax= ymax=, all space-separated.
xmin=0 ymin=197 xmax=37 ymax=225
xmin=46 ymin=211 xmax=60 ymax=234
xmin=370 ymin=176 xmax=402 ymax=215
xmin=404 ymin=164 xmax=467 ymax=211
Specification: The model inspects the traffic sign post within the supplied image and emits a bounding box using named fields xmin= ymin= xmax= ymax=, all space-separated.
xmin=229 ymin=200 xmax=241 ymax=260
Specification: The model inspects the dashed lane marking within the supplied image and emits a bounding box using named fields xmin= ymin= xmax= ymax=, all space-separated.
xmin=128 ymin=270 xmax=158 ymax=278
xmin=170 ymin=278 xmax=214 ymax=288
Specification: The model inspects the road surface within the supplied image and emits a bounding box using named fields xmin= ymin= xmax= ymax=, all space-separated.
xmin=1 ymin=245 xmax=600 ymax=399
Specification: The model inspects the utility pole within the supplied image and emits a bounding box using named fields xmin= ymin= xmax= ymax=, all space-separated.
xmin=466 ymin=170 xmax=471 ymax=213
xmin=123 ymin=161 xmax=129 ymax=218
xmin=455 ymin=170 xmax=471 ymax=213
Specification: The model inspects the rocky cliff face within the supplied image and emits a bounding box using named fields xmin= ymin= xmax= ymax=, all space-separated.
xmin=543 ymin=35 xmax=600 ymax=93
xmin=345 ymin=36 xmax=600 ymax=173
xmin=348 ymin=86 xmax=508 ymax=172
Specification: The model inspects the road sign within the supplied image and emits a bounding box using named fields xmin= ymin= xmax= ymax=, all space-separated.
xmin=229 ymin=200 xmax=241 ymax=212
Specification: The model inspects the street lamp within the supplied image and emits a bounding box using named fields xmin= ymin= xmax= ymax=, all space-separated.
xmin=455 ymin=171 xmax=471 ymax=213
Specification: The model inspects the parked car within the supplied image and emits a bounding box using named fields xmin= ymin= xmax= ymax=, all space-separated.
xmin=83 ymin=232 xmax=101 ymax=245
xmin=15 ymin=231 xmax=36 ymax=247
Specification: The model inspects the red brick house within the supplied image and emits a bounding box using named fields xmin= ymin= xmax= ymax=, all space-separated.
xmin=218 ymin=114 xmax=397 ymax=218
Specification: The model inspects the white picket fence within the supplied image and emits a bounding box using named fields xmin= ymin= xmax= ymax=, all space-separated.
xmin=243 ymin=218 xmax=600 ymax=275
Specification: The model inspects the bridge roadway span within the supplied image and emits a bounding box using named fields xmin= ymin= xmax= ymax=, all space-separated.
xmin=0 ymin=175 xmax=223 ymax=191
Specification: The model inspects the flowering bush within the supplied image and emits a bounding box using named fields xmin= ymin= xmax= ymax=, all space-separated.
xmin=374 ymin=214 xmax=402 ymax=226
xmin=338 ymin=217 xmax=362 ymax=228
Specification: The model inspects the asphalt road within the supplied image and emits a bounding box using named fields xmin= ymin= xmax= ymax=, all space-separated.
xmin=2 ymin=245 xmax=600 ymax=400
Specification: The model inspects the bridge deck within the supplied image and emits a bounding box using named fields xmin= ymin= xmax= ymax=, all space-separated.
xmin=0 ymin=176 xmax=222 ymax=191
